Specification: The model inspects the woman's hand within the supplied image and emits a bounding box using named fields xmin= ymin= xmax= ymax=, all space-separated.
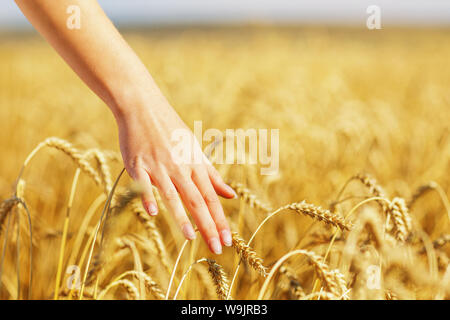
xmin=116 ymin=92 xmax=236 ymax=254
xmin=14 ymin=0 xmax=235 ymax=254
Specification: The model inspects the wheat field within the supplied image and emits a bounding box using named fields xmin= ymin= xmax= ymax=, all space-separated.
xmin=0 ymin=26 xmax=449 ymax=300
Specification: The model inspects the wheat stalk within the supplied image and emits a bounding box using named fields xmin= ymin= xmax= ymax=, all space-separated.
xmin=80 ymin=168 xmax=126 ymax=299
xmin=25 ymin=137 xmax=105 ymax=192
xmin=408 ymin=182 xmax=437 ymax=208
xmin=407 ymin=181 xmax=450 ymax=222
xmin=334 ymin=173 xmax=391 ymax=217
xmin=279 ymin=266 xmax=305 ymax=299
xmin=98 ymin=279 xmax=139 ymax=300
xmin=229 ymin=200 xmax=351 ymax=299
xmin=301 ymin=291 xmax=339 ymax=300
xmin=60 ymin=288 xmax=94 ymax=300
xmin=353 ymin=173 xmax=386 ymax=198
xmin=231 ymin=232 xmax=268 ymax=276
xmin=303 ymin=252 xmax=347 ymax=298
xmin=86 ymin=189 xmax=139 ymax=287
xmin=258 ymin=249 xmax=347 ymax=300
xmin=433 ymin=234 xmax=450 ymax=249
xmin=196 ymin=264 xmax=220 ymax=299
xmin=131 ymin=199 xmax=171 ymax=274
xmin=0 ymin=198 xmax=19 ymax=238
xmin=385 ymin=290 xmax=399 ymax=300
xmin=84 ymin=148 xmax=113 ymax=193
xmin=206 ymin=259 xmax=231 ymax=300
xmin=419 ymin=234 xmax=450 ymax=254
xmin=111 ymin=270 xmax=165 ymax=300
xmin=228 ymin=181 xmax=272 ymax=213
xmin=284 ymin=201 xmax=352 ymax=231
xmin=387 ymin=197 xmax=411 ymax=242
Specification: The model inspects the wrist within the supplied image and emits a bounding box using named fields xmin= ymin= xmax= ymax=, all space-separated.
xmin=108 ymin=81 xmax=167 ymax=123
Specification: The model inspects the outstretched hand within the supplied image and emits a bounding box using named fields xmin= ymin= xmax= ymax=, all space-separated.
xmin=116 ymin=93 xmax=236 ymax=254
xmin=13 ymin=0 xmax=235 ymax=255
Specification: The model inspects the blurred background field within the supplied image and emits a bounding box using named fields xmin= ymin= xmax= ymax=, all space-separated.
xmin=1 ymin=26 xmax=449 ymax=204
xmin=0 ymin=26 xmax=449 ymax=300
xmin=0 ymin=1 xmax=449 ymax=301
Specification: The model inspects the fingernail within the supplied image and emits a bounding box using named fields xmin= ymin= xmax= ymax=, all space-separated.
xmin=226 ymin=185 xmax=238 ymax=199
xmin=182 ymin=224 xmax=196 ymax=240
xmin=146 ymin=202 xmax=158 ymax=216
xmin=221 ymin=230 xmax=232 ymax=246
xmin=208 ymin=237 xmax=222 ymax=254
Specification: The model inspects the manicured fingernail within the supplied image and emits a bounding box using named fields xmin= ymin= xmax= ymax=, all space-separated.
xmin=208 ymin=237 xmax=222 ymax=254
xmin=221 ymin=230 xmax=232 ymax=247
xmin=146 ymin=202 xmax=158 ymax=216
xmin=226 ymin=185 xmax=238 ymax=199
xmin=182 ymin=224 xmax=196 ymax=240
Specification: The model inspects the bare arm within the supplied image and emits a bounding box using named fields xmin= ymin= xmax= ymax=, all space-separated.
xmin=15 ymin=0 xmax=159 ymax=118
xmin=15 ymin=0 xmax=236 ymax=254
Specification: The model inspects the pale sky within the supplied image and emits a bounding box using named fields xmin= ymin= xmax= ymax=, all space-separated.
xmin=1 ymin=0 xmax=450 ymax=29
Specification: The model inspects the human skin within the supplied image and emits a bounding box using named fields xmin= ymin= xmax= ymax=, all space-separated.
xmin=15 ymin=0 xmax=236 ymax=254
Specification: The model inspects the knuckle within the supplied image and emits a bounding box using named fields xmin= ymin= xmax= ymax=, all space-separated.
xmin=189 ymin=194 xmax=205 ymax=210
xmin=170 ymin=161 xmax=189 ymax=172
xmin=125 ymin=156 xmax=142 ymax=180
xmin=204 ymin=192 xmax=220 ymax=205
xmin=171 ymin=167 xmax=191 ymax=183
xmin=128 ymin=156 xmax=142 ymax=172
xmin=216 ymin=216 xmax=229 ymax=229
xmin=212 ymin=211 xmax=228 ymax=229
xmin=200 ymin=222 xmax=217 ymax=237
xmin=163 ymin=189 xmax=179 ymax=201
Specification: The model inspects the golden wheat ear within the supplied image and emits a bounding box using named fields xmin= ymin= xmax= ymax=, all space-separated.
xmin=206 ymin=259 xmax=231 ymax=300
xmin=231 ymin=232 xmax=268 ymax=277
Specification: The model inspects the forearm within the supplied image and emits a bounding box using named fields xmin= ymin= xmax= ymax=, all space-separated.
xmin=15 ymin=0 xmax=163 ymax=119
xmin=16 ymin=0 xmax=235 ymax=254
